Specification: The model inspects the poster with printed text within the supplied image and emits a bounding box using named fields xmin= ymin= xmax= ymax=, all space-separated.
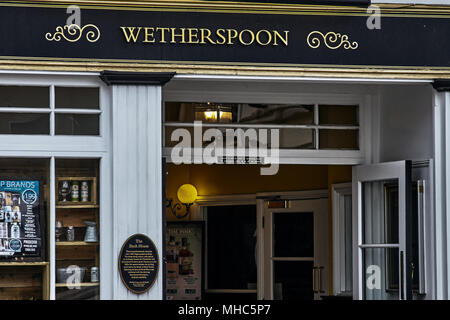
xmin=0 ymin=179 xmax=42 ymax=259
xmin=166 ymin=222 xmax=204 ymax=300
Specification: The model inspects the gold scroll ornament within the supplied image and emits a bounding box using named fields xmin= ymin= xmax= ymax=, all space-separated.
xmin=45 ymin=24 xmax=100 ymax=43
xmin=307 ymin=31 xmax=358 ymax=50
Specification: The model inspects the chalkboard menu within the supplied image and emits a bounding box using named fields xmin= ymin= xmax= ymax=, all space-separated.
xmin=118 ymin=234 xmax=159 ymax=294
xmin=0 ymin=179 xmax=42 ymax=260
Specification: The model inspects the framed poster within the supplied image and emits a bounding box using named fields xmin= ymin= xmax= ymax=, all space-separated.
xmin=166 ymin=221 xmax=204 ymax=300
xmin=0 ymin=178 xmax=44 ymax=261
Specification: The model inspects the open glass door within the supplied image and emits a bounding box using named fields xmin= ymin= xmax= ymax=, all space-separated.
xmin=353 ymin=160 xmax=413 ymax=300
xmin=263 ymin=197 xmax=328 ymax=300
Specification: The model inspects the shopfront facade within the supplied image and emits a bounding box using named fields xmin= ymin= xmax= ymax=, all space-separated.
xmin=0 ymin=0 xmax=450 ymax=300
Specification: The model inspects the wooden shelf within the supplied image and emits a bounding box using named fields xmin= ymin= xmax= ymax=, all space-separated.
xmin=55 ymin=282 xmax=99 ymax=288
xmin=56 ymin=242 xmax=99 ymax=246
xmin=56 ymin=204 xmax=99 ymax=209
xmin=56 ymin=176 xmax=97 ymax=205
xmin=0 ymin=262 xmax=49 ymax=267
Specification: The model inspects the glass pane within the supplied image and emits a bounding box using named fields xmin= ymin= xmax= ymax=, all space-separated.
xmin=273 ymin=212 xmax=313 ymax=257
xmin=0 ymin=113 xmax=49 ymax=134
xmin=0 ymin=158 xmax=49 ymax=299
xmin=165 ymin=102 xmax=315 ymax=125
xmin=362 ymin=247 xmax=399 ymax=300
xmin=386 ymin=183 xmax=421 ymax=291
xmin=411 ymin=184 xmax=420 ymax=291
xmin=55 ymin=159 xmax=100 ymax=300
xmin=165 ymin=126 xmax=315 ymax=150
xmin=319 ymin=129 xmax=358 ymax=150
xmin=55 ymin=114 xmax=99 ymax=135
xmin=55 ymin=87 xmax=99 ymax=109
xmin=279 ymin=128 xmax=315 ymax=149
xmin=362 ymin=180 xmax=399 ymax=245
xmin=207 ymin=205 xmax=256 ymax=290
xmin=319 ymin=105 xmax=359 ymax=126
xmin=238 ymin=104 xmax=314 ymax=125
xmin=0 ymin=86 xmax=49 ymax=108
xmin=273 ymin=261 xmax=314 ymax=300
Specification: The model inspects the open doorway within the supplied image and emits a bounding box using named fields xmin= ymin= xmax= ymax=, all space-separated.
xmin=165 ymin=163 xmax=352 ymax=300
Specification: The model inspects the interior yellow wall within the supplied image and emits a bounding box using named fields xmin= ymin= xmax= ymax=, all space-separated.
xmin=166 ymin=163 xmax=352 ymax=295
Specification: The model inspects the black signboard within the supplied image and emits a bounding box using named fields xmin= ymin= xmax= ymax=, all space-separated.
xmin=118 ymin=234 xmax=159 ymax=294
xmin=0 ymin=178 xmax=43 ymax=261
xmin=205 ymin=0 xmax=369 ymax=5
xmin=0 ymin=3 xmax=449 ymax=68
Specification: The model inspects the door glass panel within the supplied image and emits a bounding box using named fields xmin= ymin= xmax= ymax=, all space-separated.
xmin=362 ymin=247 xmax=399 ymax=300
xmin=362 ymin=179 xmax=399 ymax=244
xmin=273 ymin=212 xmax=313 ymax=257
xmin=273 ymin=261 xmax=314 ymax=300
xmin=385 ymin=183 xmax=420 ymax=291
xmin=411 ymin=184 xmax=420 ymax=291
xmin=206 ymin=205 xmax=256 ymax=290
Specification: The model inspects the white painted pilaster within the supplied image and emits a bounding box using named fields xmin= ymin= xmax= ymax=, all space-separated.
xmin=433 ymin=89 xmax=450 ymax=299
xmin=109 ymin=84 xmax=163 ymax=300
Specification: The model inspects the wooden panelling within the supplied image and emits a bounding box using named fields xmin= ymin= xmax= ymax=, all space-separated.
xmin=0 ymin=266 xmax=45 ymax=300
xmin=56 ymin=209 xmax=97 ymax=227
xmin=56 ymin=246 xmax=98 ymax=261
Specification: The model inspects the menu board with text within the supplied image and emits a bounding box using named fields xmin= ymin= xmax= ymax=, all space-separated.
xmin=166 ymin=222 xmax=204 ymax=300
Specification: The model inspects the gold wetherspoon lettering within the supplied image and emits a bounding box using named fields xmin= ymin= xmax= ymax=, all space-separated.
xmin=307 ymin=31 xmax=358 ymax=50
xmin=120 ymin=26 xmax=289 ymax=46
xmin=45 ymin=24 xmax=101 ymax=43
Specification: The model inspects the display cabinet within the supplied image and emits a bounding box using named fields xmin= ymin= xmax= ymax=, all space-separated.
xmin=55 ymin=159 xmax=100 ymax=300
xmin=0 ymin=158 xmax=49 ymax=300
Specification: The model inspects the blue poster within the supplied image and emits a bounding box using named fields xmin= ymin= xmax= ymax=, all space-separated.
xmin=0 ymin=180 xmax=41 ymax=258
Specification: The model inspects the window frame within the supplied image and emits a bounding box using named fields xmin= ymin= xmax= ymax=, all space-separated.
xmin=0 ymin=73 xmax=108 ymax=155
xmin=163 ymin=87 xmax=370 ymax=165
xmin=0 ymin=71 xmax=111 ymax=300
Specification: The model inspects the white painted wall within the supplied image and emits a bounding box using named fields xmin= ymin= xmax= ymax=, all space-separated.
xmin=109 ymin=85 xmax=163 ymax=300
xmin=378 ymin=84 xmax=433 ymax=162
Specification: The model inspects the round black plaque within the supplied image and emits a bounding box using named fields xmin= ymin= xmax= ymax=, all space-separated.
xmin=118 ymin=234 xmax=159 ymax=294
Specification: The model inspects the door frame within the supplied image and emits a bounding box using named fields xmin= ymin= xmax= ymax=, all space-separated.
xmin=352 ymin=160 xmax=412 ymax=300
xmin=261 ymin=195 xmax=329 ymax=300
xmin=195 ymin=189 xmax=328 ymax=300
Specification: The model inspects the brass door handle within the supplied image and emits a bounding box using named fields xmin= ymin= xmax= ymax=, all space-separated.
xmin=312 ymin=266 xmax=317 ymax=293
xmin=317 ymin=266 xmax=325 ymax=293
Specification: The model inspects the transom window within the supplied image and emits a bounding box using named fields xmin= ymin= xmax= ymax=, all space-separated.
xmin=164 ymin=102 xmax=359 ymax=150
xmin=0 ymin=85 xmax=100 ymax=136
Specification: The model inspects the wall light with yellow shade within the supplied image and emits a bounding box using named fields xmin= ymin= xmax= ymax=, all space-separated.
xmin=166 ymin=184 xmax=198 ymax=219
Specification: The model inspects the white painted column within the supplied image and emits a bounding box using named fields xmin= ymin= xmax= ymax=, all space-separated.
xmin=102 ymin=72 xmax=173 ymax=300
xmin=432 ymin=85 xmax=450 ymax=299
